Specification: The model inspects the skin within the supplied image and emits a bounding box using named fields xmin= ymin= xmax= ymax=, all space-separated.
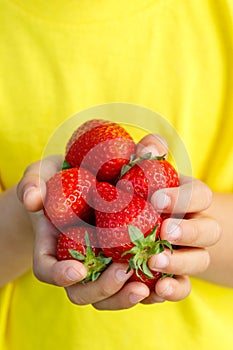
xmin=0 ymin=134 xmax=227 ymax=310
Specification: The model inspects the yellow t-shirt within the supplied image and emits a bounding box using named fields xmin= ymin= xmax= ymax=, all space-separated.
xmin=0 ymin=0 xmax=233 ymax=349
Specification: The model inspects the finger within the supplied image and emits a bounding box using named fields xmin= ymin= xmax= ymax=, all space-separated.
xmin=136 ymin=134 xmax=168 ymax=158
xmin=156 ymin=275 xmax=191 ymax=301
xmin=65 ymin=263 xmax=138 ymax=306
xmin=161 ymin=215 xmax=222 ymax=248
xmin=148 ymin=247 xmax=210 ymax=276
xmin=92 ymin=282 xmax=150 ymax=310
xmin=141 ymin=275 xmax=191 ymax=303
xmin=17 ymin=174 xmax=45 ymax=212
xmin=17 ymin=155 xmax=63 ymax=211
xmin=32 ymin=211 xmax=87 ymax=286
xmin=151 ymin=176 xmax=213 ymax=214
xmin=140 ymin=292 xmax=166 ymax=304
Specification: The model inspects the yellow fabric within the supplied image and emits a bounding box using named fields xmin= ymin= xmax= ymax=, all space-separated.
xmin=0 ymin=0 xmax=233 ymax=349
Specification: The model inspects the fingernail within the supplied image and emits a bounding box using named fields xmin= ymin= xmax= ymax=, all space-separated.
xmin=151 ymin=191 xmax=171 ymax=211
xmin=167 ymin=222 xmax=181 ymax=241
xmin=115 ymin=269 xmax=131 ymax=282
xmin=129 ymin=293 xmax=146 ymax=304
xmin=66 ymin=267 xmax=82 ymax=281
xmin=23 ymin=186 xmax=37 ymax=203
xmin=140 ymin=145 xmax=160 ymax=157
xmin=151 ymin=252 xmax=169 ymax=269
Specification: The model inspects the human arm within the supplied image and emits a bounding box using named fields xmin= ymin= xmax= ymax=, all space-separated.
xmin=0 ymin=186 xmax=34 ymax=287
xmin=196 ymin=192 xmax=233 ymax=287
xmin=0 ymin=157 xmax=63 ymax=287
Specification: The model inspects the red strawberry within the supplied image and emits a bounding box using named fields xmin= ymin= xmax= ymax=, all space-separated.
xmin=65 ymin=119 xmax=136 ymax=183
xmin=93 ymin=182 xmax=172 ymax=279
xmin=57 ymin=226 xmax=99 ymax=259
xmin=43 ymin=167 xmax=96 ymax=229
xmin=118 ymin=153 xmax=179 ymax=201
xmin=57 ymin=226 xmax=111 ymax=282
xmin=93 ymin=182 xmax=162 ymax=262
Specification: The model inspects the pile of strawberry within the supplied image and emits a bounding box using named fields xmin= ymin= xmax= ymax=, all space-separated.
xmin=43 ymin=119 xmax=179 ymax=289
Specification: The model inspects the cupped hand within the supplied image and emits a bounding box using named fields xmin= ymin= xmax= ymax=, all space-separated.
xmin=16 ymin=156 xmax=150 ymax=310
xmin=136 ymin=134 xmax=221 ymax=304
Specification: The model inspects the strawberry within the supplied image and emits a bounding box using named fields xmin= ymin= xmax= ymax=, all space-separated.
xmin=65 ymin=119 xmax=136 ymax=183
xmin=57 ymin=226 xmax=111 ymax=282
xmin=118 ymin=152 xmax=179 ymax=201
xmin=93 ymin=182 xmax=172 ymax=278
xmin=93 ymin=182 xmax=162 ymax=262
xmin=57 ymin=226 xmax=100 ymax=259
xmin=43 ymin=167 xmax=96 ymax=229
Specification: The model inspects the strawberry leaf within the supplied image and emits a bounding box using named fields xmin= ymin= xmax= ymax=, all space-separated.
xmin=129 ymin=153 xmax=136 ymax=162
xmin=160 ymin=273 xmax=174 ymax=280
xmin=92 ymin=271 xmax=102 ymax=282
xmin=70 ymin=232 xmax=112 ymax=283
xmin=140 ymin=152 xmax=153 ymax=160
xmin=143 ymin=225 xmax=158 ymax=244
xmin=120 ymin=164 xmax=131 ymax=176
xmin=142 ymin=260 xmax=154 ymax=279
xmin=123 ymin=225 xmax=173 ymax=282
xmin=120 ymin=152 xmax=167 ymax=176
xmin=69 ymin=249 xmax=85 ymax=261
xmin=84 ymin=231 xmax=93 ymax=256
xmin=158 ymin=239 xmax=173 ymax=252
xmin=62 ymin=160 xmax=71 ymax=170
xmin=98 ymin=253 xmax=112 ymax=265
xmin=122 ymin=246 xmax=139 ymax=257
xmin=128 ymin=225 xmax=144 ymax=244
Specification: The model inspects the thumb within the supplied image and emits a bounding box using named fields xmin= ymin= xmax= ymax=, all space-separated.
xmin=17 ymin=155 xmax=63 ymax=212
xmin=136 ymin=134 xmax=169 ymax=158
xmin=17 ymin=176 xmax=45 ymax=213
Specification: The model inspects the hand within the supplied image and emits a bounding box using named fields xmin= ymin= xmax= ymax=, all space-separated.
xmin=16 ymin=156 xmax=150 ymax=310
xmin=136 ymin=134 xmax=221 ymax=304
